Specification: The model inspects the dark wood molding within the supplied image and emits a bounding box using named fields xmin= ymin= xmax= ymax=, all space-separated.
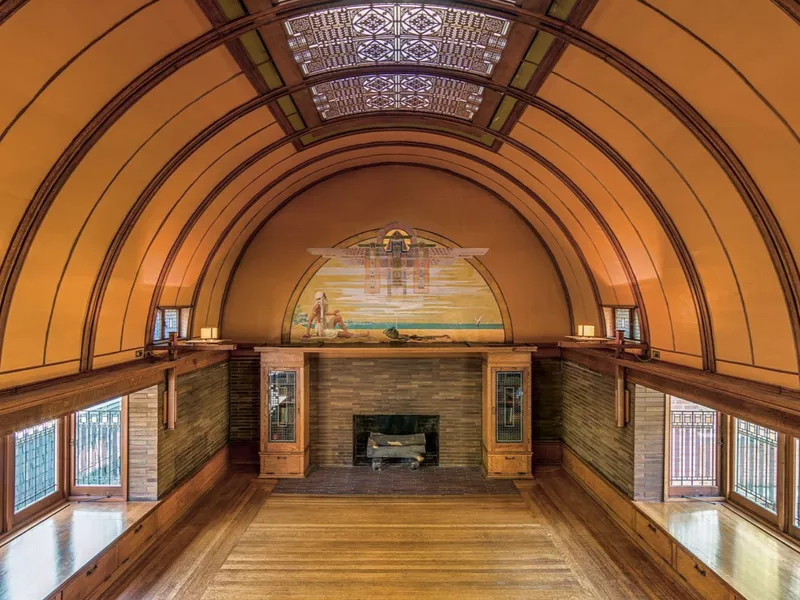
xmin=203 ymin=159 xmax=582 ymax=340
xmin=0 ymin=350 xmax=228 ymax=437
xmin=771 ymin=0 xmax=800 ymax=25
xmin=562 ymin=348 xmax=800 ymax=437
xmin=527 ymin=99 xmax=714 ymax=370
xmin=0 ymin=0 xmax=29 ymax=26
xmin=0 ymin=0 xmax=793 ymax=383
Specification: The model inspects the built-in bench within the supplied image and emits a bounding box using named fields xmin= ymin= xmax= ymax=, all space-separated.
xmin=563 ymin=446 xmax=800 ymax=600
xmin=0 ymin=447 xmax=229 ymax=600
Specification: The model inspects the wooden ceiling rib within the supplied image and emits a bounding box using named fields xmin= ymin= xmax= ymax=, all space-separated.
xmin=0 ymin=0 xmax=798 ymax=391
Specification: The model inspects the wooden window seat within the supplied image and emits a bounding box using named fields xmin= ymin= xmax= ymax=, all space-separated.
xmin=0 ymin=447 xmax=228 ymax=600
xmin=564 ymin=446 xmax=800 ymax=600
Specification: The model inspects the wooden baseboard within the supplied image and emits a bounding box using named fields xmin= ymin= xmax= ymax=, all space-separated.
xmin=562 ymin=445 xmax=739 ymax=600
xmin=532 ymin=440 xmax=562 ymax=465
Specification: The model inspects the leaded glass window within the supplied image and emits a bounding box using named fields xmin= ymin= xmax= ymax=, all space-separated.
xmin=496 ymin=371 xmax=523 ymax=443
xmin=268 ymin=371 xmax=297 ymax=443
xmin=733 ymin=418 xmax=778 ymax=513
xmin=14 ymin=420 xmax=58 ymax=513
xmin=153 ymin=306 xmax=192 ymax=342
xmin=312 ymin=74 xmax=483 ymax=120
xmin=75 ymin=398 xmax=123 ymax=487
xmin=668 ymin=397 xmax=718 ymax=495
xmin=284 ymin=4 xmax=510 ymax=76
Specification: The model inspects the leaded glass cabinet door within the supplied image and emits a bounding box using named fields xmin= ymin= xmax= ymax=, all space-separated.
xmin=496 ymin=371 xmax=523 ymax=444
xmin=268 ymin=371 xmax=296 ymax=443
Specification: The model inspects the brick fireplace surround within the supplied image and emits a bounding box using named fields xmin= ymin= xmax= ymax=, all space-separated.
xmin=309 ymin=357 xmax=483 ymax=467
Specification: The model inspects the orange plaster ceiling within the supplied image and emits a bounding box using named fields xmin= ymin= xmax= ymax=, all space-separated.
xmin=0 ymin=0 xmax=798 ymax=391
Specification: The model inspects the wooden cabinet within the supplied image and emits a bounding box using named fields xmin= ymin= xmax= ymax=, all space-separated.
xmin=482 ymin=352 xmax=533 ymax=479
xmin=118 ymin=513 xmax=157 ymax=567
xmin=62 ymin=546 xmax=118 ymax=600
xmin=634 ymin=511 xmax=672 ymax=564
xmin=675 ymin=546 xmax=734 ymax=600
xmin=259 ymin=349 xmax=310 ymax=478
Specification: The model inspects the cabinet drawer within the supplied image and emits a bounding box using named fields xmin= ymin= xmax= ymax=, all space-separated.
xmin=675 ymin=546 xmax=734 ymax=600
xmin=62 ymin=546 xmax=118 ymax=600
xmin=261 ymin=454 xmax=303 ymax=475
xmin=634 ymin=511 xmax=672 ymax=563
xmin=488 ymin=454 xmax=530 ymax=475
xmin=118 ymin=513 xmax=157 ymax=567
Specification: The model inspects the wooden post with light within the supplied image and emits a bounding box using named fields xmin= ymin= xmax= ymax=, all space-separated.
xmin=258 ymin=348 xmax=310 ymax=478
xmin=482 ymin=351 xmax=533 ymax=479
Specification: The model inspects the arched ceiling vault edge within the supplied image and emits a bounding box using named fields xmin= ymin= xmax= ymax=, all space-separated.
xmin=0 ymin=0 xmax=795 ymax=373
xmin=184 ymin=148 xmax=600 ymax=338
xmin=212 ymin=160 xmax=580 ymax=342
xmin=123 ymin=121 xmax=649 ymax=368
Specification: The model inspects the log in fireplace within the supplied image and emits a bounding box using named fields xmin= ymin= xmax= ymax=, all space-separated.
xmin=353 ymin=415 xmax=439 ymax=466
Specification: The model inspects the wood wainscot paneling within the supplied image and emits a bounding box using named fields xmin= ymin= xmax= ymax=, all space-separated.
xmin=563 ymin=445 xmax=745 ymax=600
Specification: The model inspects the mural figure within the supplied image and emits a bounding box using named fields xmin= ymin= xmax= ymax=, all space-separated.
xmin=290 ymin=222 xmax=505 ymax=344
xmin=303 ymin=291 xmax=368 ymax=340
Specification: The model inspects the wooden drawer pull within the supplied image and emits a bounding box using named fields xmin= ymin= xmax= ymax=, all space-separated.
xmin=504 ymin=456 xmax=514 ymax=460
xmin=86 ymin=564 xmax=98 ymax=576
xmin=694 ymin=563 xmax=707 ymax=577
xmin=647 ymin=523 xmax=658 ymax=533
xmin=134 ymin=523 xmax=144 ymax=533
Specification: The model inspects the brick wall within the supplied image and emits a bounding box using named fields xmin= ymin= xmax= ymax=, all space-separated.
xmin=229 ymin=355 xmax=260 ymax=442
xmin=532 ymin=358 xmax=562 ymax=440
xmin=633 ymin=384 xmax=666 ymax=501
xmin=128 ymin=384 xmax=159 ymax=501
xmin=157 ymin=362 xmax=229 ymax=497
xmin=310 ymin=357 xmax=482 ymax=466
xmin=562 ymin=361 xmax=635 ymax=496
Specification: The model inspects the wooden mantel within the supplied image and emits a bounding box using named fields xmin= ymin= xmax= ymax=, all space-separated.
xmin=253 ymin=343 xmax=538 ymax=358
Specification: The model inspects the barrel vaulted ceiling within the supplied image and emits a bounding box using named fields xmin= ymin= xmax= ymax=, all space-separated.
xmin=0 ymin=0 xmax=798 ymax=391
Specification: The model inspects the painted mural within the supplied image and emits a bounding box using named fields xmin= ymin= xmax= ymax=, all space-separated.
xmin=289 ymin=223 xmax=505 ymax=343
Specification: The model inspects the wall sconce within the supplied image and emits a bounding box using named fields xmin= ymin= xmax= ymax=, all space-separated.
xmin=577 ymin=325 xmax=595 ymax=337
xmin=200 ymin=327 xmax=219 ymax=340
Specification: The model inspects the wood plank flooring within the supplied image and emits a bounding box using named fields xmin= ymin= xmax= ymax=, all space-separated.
xmin=105 ymin=469 xmax=697 ymax=599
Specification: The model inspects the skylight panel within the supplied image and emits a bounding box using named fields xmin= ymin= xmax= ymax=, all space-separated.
xmin=284 ymin=4 xmax=511 ymax=76
xmin=311 ymin=74 xmax=484 ymax=120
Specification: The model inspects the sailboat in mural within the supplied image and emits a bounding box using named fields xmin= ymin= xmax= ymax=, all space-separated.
xmin=307 ymin=222 xmax=488 ymax=296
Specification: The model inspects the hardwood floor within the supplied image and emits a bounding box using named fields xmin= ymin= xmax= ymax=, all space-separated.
xmin=105 ymin=469 xmax=697 ymax=599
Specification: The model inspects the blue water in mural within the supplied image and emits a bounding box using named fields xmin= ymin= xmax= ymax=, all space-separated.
xmin=346 ymin=322 xmax=503 ymax=330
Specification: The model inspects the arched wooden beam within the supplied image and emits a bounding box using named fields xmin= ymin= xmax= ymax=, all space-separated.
xmin=86 ymin=110 xmax=671 ymax=370
xmin=209 ymin=160 xmax=577 ymax=341
xmin=3 ymin=0 xmax=775 ymax=373
xmin=158 ymin=142 xmax=605 ymax=340
xmin=122 ymin=116 xmax=647 ymax=357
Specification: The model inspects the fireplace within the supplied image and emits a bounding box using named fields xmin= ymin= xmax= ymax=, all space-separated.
xmin=353 ymin=415 xmax=439 ymax=466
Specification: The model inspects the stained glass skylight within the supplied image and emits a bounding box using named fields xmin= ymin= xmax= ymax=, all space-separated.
xmin=284 ymin=4 xmax=511 ymax=76
xmin=311 ymin=74 xmax=484 ymax=120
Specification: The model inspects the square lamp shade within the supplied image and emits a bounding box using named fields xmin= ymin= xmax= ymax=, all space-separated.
xmin=200 ymin=327 xmax=218 ymax=340
xmin=577 ymin=325 xmax=595 ymax=337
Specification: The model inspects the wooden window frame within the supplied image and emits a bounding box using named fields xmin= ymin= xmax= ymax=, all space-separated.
xmin=153 ymin=306 xmax=192 ymax=342
xmin=68 ymin=396 xmax=128 ymax=501
xmin=601 ymin=305 xmax=641 ymax=341
xmin=3 ymin=418 xmax=68 ymax=532
xmin=664 ymin=396 xmax=723 ymax=500
xmin=787 ymin=436 xmax=800 ymax=540
xmin=726 ymin=417 xmax=783 ymax=527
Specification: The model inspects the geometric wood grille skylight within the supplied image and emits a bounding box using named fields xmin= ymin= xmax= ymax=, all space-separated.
xmin=311 ymin=74 xmax=484 ymax=120
xmin=284 ymin=4 xmax=511 ymax=76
